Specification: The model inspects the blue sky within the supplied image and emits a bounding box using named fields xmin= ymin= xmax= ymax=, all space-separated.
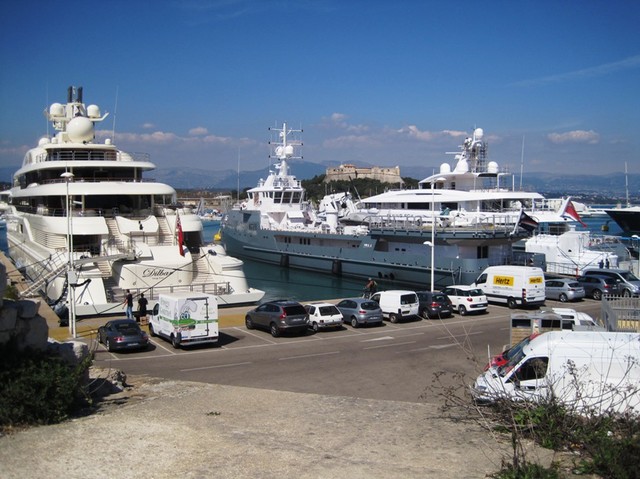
xmin=1 ymin=0 xmax=639 ymax=179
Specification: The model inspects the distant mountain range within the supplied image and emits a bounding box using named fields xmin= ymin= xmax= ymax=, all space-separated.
xmin=1 ymin=163 xmax=638 ymax=199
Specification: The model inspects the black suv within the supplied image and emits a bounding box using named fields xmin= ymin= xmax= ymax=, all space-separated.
xmin=245 ymin=300 xmax=309 ymax=337
xmin=416 ymin=291 xmax=453 ymax=319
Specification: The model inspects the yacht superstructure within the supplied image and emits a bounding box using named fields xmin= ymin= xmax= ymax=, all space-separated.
xmin=7 ymin=87 xmax=264 ymax=316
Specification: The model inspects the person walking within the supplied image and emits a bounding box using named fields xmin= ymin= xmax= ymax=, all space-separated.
xmin=123 ymin=289 xmax=133 ymax=320
xmin=364 ymin=278 xmax=378 ymax=297
xmin=137 ymin=293 xmax=148 ymax=324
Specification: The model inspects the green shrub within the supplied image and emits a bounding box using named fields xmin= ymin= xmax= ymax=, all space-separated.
xmin=0 ymin=343 xmax=91 ymax=428
xmin=491 ymin=461 xmax=561 ymax=479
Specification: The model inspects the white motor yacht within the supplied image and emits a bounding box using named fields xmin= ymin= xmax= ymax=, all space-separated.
xmin=7 ymin=86 xmax=264 ymax=317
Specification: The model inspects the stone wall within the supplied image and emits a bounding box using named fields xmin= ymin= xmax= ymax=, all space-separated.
xmin=0 ymin=262 xmax=49 ymax=352
xmin=324 ymin=164 xmax=404 ymax=185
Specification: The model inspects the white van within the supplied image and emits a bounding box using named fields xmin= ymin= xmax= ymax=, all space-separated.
xmin=149 ymin=293 xmax=218 ymax=349
xmin=472 ymin=266 xmax=545 ymax=309
xmin=370 ymin=290 xmax=419 ymax=323
xmin=473 ymin=331 xmax=640 ymax=416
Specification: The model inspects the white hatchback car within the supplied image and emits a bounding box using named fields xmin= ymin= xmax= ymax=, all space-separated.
xmin=441 ymin=285 xmax=488 ymax=315
xmin=304 ymin=303 xmax=344 ymax=332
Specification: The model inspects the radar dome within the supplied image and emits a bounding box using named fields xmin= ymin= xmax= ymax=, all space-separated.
xmin=474 ymin=128 xmax=484 ymax=139
xmin=439 ymin=163 xmax=451 ymax=174
xmin=49 ymin=103 xmax=64 ymax=117
xmin=87 ymin=104 xmax=101 ymax=118
xmin=284 ymin=145 xmax=294 ymax=157
xmin=67 ymin=116 xmax=94 ymax=143
xmin=487 ymin=161 xmax=499 ymax=173
xmin=38 ymin=137 xmax=49 ymax=146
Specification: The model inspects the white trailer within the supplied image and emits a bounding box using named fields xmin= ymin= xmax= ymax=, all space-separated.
xmin=149 ymin=293 xmax=218 ymax=349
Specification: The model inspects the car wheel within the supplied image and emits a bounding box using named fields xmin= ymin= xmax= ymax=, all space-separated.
xmin=245 ymin=316 xmax=254 ymax=330
xmin=106 ymin=338 xmax=113 ymax=352
xmin=592 ymin=289 xmax=602 ymax=300
xmin=421 ymin=309 xmax=430 ymax=320
xmin=389 ymin=313 xmax=398 ymax=323
xmin=459 ymin=305 xmax=467 ymax=316
xmin=350 ymin=317 xmax=358 ymax=328
xmin=171 ymin=334 xmax=181 ymax=349
xmin=507 ymin=298 xmax=517 ymax=309
xmin=270 ymin=323 xmax=280 ymax=338
xmin=559 ymin=293 xmax=568 ymax=303
xmin=622 ymin=289 xmax=631 ymax=298
xmin=148 ymin=323 xmax=156 ymax=337
xmin=312 ymin=322 xmax=319 ymax=333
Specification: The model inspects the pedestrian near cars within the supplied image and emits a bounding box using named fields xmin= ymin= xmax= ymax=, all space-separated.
xmin=123 ymin=289 xmax=133 ymax=320
xmin=605 ymin=258 xmax=610 ymax=269
xmin=137 ymin=293 xmax=148 ymax=324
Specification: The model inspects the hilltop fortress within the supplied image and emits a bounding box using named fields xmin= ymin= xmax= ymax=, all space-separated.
xmin=324 ymin=164 xmax=404 ymax=186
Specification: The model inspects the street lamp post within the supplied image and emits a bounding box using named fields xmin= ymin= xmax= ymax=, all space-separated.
xmin=632 ymin=235 xmax=640 ymax=276
xmin=61 ymin=172 xmax=76 ymax=338
xmin=423 ymin=181 xmax=436 ymax=292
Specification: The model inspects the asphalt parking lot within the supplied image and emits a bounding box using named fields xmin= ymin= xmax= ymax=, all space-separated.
xmin=89 ymin=298 xmax=605 ymax=404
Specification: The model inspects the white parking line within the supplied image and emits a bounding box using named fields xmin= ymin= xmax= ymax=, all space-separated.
xmin=363 ymin=340 xmax=416 ymax=350
xmin=150 ymin=339 xmax=178 ymax=354
xmin=180 ymin=361 xmax=253 ymax=372
xmin=279 ymin=351 xmax=340 ymax=361
xmin=407 ymin=344 xmax=456 ymax=352
xmin=234 ymin=327 xmax=278 ymax=344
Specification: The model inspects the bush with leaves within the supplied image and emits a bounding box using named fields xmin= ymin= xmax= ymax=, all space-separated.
xmin=0 ymin=342 xmax=91 ymax=429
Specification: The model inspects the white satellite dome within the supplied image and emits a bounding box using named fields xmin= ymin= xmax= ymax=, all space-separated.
xmin=49 ymin=103 xmax=64 ymax=117
xmin=284 ymin=145 xmax=294 ymax=157
xmin=474 ymin=127 xmax=484 ymax=139
xmin=487 ymin=161 xmax=499 ymax=173
xmin=87 ymin=104 xmax=101 ymax=118
xmin=439 ymin=163 xmax=451 ymax=174
xmin=67 ymin=116 xmax=94 ymax=143
xmin=38 ymin=137 xmax=49 ymax=146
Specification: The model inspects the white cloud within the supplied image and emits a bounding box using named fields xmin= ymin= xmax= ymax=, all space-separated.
xmin=397 ymin=125 xmax=467 ymax=142
xmin=141 ymin=123 xmax=155 ymax=129
xmin=512 ymin=54 xmax=640 ymax=87
xmin=189 ymin=126 xmax=209 ymax=136
xmin=547 ymin=130 xmax=600 ymax=145
xmin=323 ymin=134 xmax=379 ymax=149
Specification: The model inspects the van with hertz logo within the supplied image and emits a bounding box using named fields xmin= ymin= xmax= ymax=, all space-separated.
xmin=471 ymin=266 xmax=546 ymax=309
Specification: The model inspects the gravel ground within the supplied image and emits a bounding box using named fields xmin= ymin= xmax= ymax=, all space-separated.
xmin=0 ymin=373 xmax=562 ymax=479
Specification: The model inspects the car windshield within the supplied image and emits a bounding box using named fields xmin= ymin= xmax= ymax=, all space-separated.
xmin=360 ymin=301 xmax=379 ymax=310
xmin=498 ymin=347 xmax=527 ymax=378
xmin=284 ymin=305 xmax=306 ymax=316
xmin=400 ymin=294 xmax=416 ymax=305
xmin=467 ymin=289 xmax=484 ymax=296
xmin=115 ymin=324 xmax=139 ymax=334
xmin=319 ymin=306 xmax=340 ymax=316
xmin=620 ymin=271 xmax=639 ymax=281
xmin=568 ymin=282 xmax=580 ymax=288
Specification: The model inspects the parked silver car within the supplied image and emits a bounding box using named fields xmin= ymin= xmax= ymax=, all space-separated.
xmin=335 ymin=298 xmax=383 ymax=328
xmin=544 ymin=279 xmax=585 ymax=302
xmin=245 ymin=300 xmax=309 ymax=337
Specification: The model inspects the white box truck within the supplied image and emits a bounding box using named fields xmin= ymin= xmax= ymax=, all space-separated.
xmin=472 ymin=331 xmax=640 ymax=416
xmin=472 ymin=265 xmax=545 ymax=309
xmin=148 ymin=293 xmax=218 ymax=349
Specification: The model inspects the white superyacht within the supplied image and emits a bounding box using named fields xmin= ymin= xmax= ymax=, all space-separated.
xmin=7 ymin=87 xmax=264 ymax=317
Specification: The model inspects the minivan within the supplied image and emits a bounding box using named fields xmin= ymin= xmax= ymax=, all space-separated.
xmin=583 ymin=268 xmax=640 ymax=297
xmin=370 ymin=290 xmax=419 ymax=323
xmin=472 ymin=266 xmax=545 ymax=309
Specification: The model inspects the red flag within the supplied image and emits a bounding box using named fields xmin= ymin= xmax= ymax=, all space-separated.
xmin=563 ymin=201 xmax=587 ymax=227
xmin=176 ymin=212 xmax=185 ymax=256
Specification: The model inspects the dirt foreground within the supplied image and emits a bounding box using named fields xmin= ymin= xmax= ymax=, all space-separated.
xmin=0 ymin=373 xmax=563 ymax=479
